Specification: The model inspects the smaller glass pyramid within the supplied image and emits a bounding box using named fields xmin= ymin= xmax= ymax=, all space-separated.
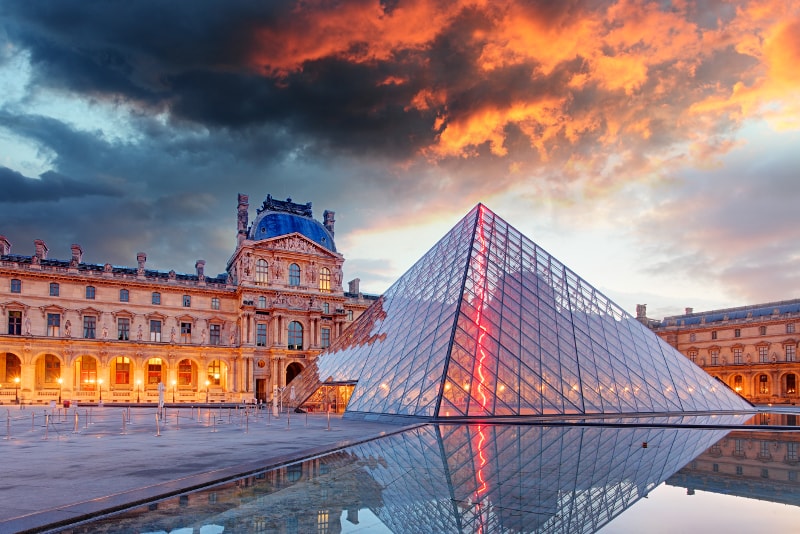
xmin=289 ymin=204 xmax=753 ymax=418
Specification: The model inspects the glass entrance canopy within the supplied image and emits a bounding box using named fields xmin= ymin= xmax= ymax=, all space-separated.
xmin=290 ymin=204 xmax=752 ymax=419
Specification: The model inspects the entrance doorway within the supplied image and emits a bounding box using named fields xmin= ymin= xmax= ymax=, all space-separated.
xmin=256 ymin=379 xmax=267 ymax=403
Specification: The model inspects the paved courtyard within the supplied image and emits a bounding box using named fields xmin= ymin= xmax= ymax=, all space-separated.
xmin=0 ymin=404 xmax=402 ymax=533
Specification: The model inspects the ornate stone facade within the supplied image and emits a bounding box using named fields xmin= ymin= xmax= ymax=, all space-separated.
xmin=0 ymin=195 xmax=376 ymax=405
xmin=643 ymin=301 xmax=800 ymax=405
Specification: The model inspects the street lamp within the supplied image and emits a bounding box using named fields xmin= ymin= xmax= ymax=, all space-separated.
xmin=172 ymin=379 xmax=176 ymax=403
xmin=205 ymin=380 xmax=210 ymax=403
xmin=57 ymin=377 xmax=63 ymax=404
xmin=98 ymin=378 xmax=103 ymax=403
xmin=136 ymin=379 xmax=141 ymax=403
xmin=14 ymin=376 xmax=20 ymax=404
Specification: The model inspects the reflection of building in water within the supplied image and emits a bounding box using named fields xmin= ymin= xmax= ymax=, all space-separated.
xmin=667 ymin=425 xmax=800 ymax=506
xmin=642 ymin=300 xmax=800 ymax=405
xmin=0 ymin=194 xmax=376 ymax=406
xmin=73 ymin=421 xmax=743 ymax=533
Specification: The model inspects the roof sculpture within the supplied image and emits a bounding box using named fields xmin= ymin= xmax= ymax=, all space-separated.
xmin=289 ymin=204 xmax=752 ymax=419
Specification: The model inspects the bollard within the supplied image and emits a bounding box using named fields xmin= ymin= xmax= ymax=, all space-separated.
xmin=155 ymin=413 xmax=161 ymax=437
xmin=212 ymin=414 xmax=217 ymax=433
xmin=74 ymin=411 xmax=79 ymax=433
xmin=305 ymin=410 xmax=308 ymax=427
xmin=127 ymin=406 xmax=131 ymax=423
xmin=89 ymin=407 xmax=93 ymax=425
xmin=43 ymin=414 xmax=49 ymax=441
xmin=229 ymin=407 xmax=232 ymax=424
xmin=286 ymin=409 xmax=290 ymax=430
xmin=267 ymin=407 xmax=271 ymax=427
xmin=326 ymin=405 xmax=331 ymax=431
xmin=175 ymin=409 xmax=179 ymax=430
xmin=122 ymin=412 xmax=127 ymax=435
xmin=245 ymin=410 xmax=249 ymax=433
xmin=31 ymin=412 xmax=35 ymax=432
xmin=84 ymin=409 xmax=89 ymax=429
xmin=5 ymin=410 xmax=10 ymax=440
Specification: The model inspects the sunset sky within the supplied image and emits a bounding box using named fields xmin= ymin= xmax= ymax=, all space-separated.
xmin=1 ymin=0 xmax=799 ymax=319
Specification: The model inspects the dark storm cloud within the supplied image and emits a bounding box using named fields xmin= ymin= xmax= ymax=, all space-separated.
xmin=0 ymin=166 xmax=120 ymax=202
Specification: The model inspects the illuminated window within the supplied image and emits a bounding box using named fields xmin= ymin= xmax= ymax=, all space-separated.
xmin=759 ymin=346 xmax=769 ymax=363
xmin=208 ymin=360 xmax=222 ymax=386
xmin=256 ymin=259 xmax=268 ymax=284
xmin=147 ymin=358 xmax=163 ymax=385
xmin=150 ymin=320 xmax=162 ymax=342
xmin=85 ymin=285 xmax=95 ymax=299
xmin=733 ymin=348 xmax=743 ymax=364
xmin=211 ymin=297 xmax=220 ymax=310
xmin=79 ymin=356 xmax=97 ymax=387
xmin=49 ymin=283 xmax=59 ymax=296
xmin=786 ymin=345 xmax=796 ymax=362
xmin=319 ymin=267 xmax=331 ymax=292
xmin=180 ymin=322 xmax=192 ymax=343
xmin=119 ymin=289 xmax=129 ymax=302
xmin=44 ymin=354 xmax=60 ymax=383
xmin=47 ymin=313 xmax=61 ymax=336
xmin=183 ymin=295 xmax=191 ymax=307
xmin=152 ymin=292 xmax=161 ymax=305
xmin=178 ymin=359 xmax=193 ymax=386
xmin=787 ymin=374 xmax=797 ymax=395
xmin=288 ymin=321 xmax=303 ymax=350
xmin=733 ymin=375 xmax=743 ymax=393
xmin=256 ymin=323 xmax=267 ymax=347
xmin=321 ymin=327 xmax=331 ymax=349
xmin=210 ymin=324 xmax=221 ymax=345
xmin=289 ymin=263 xmax=301 ymax=286
xmin=114 ymin=357 xmax=130 ymax=385
xmin=10 ymin=279 xmax=21 ymax=293
xmin=118 ymin=318 xmax=130 ymax=340
xmin=8 ymin=311 xmax=22 ymax=335
xmin=83 ymin=316 xmax=96 ymax=339
xmin=759 ymin=374 xmax=769 ymax=394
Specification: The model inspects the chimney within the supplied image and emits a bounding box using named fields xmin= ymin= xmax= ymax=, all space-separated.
xmin=137 ymin=252 xmax=147 ymax=276
xmin=685 ymin=307 xmax=693 ymax=315
xmin=70 ymin=243 xmax=83 ymax=264
xmin=196 ymin=260 xmax=206 ymax=282
xmin=34 ymin=239 xmax=48 ymax=260
xmin=323 ymin=210 xmax=335 ymax=237
xmin=0 ymin=235 xmax=10 ymax=256
xmin=348 ymin=278 xmax=360 ymax=295
xmin=237 ymin=193 xmax=249 ymax=244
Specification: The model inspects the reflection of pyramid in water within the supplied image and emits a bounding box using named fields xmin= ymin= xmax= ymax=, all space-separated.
xmin=292 ymin=204 xmax=752 ymax=418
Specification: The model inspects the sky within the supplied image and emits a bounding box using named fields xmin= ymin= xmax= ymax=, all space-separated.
xmin=1 ymin=0 xmax=799 ymax=320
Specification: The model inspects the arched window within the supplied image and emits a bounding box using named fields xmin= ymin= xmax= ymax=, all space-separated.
xmin=4 ymin=353 xmax=21 ymax=382
xmin=44 ymin=354 xmax=60 ymax=384
xmin=256 ymin=259 xmax=269 ymax=284
xmin=114 ymin=357 xmax=131 ymax=385
xmin=147 ymin=358 xmax=163 ymax=385
xmin=733 ymin=375 xmax=743 ymax=393
xmin=288 ymin=321 xmax=303 ymax=350
xmin=289 ymin=263 xmax=301 ymax=286
xmin=179 ymin=359 xmax=195 ymax=386
xmin=208 ymin=360 xmax=223 ymax=386
xmin=758 ymin=374 xmax=769 ymax=394
xmin=319 ymin=267 xmax=331 ymax=292
xmin=77 ymin=356 xmax=97 ymax=389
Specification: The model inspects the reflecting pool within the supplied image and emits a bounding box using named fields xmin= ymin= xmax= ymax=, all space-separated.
xmin=52 ymin=416 xmax=800 ymax=533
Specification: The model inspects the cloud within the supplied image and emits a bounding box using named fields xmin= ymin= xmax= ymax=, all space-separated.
xmin=0 ymin=166 xmax=121 ymax=202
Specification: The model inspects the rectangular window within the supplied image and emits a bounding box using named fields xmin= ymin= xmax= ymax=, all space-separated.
xmin=733 ymin=348 xmax=743 ymax=364
xmin=710 ymin=350 xmax=719 ymax=365
xmin=50 ymin=282 xmax=59 ymax=296
xmin=759 ymin=346 xmax=769 ymax=363
xmin=688 ymin=351 xmax=697 ymax=364
xmin=323 ymin=302 xmax=329 ymax=314
xmin=179 ymin=360 xmax=193 ymax=386
xmin=147 ymin=361 xmax=162 ymax=385
xmin=83 ymin=316 xmax=96 ymax=339
xmin=120 ymin=289 xmax=129 ymax=302
xmin=118 ymin=318 xmax=130 ymax=341
xmin=152 ymin=292 xmax=161 ymax=305
xmin=47 ymin=313 xmax=61 ymax=336
xmin=8 ymin=311 xmax=22 ymax=335
xmin=10 ymin=279 xmax=21 ymax=293
xmin=736 ymin=465 xmax=743 ymax=476
xmin=734 ymin=439 xmax=744 ymax=456
xmin=711 ymin=330 xmax=717 ymax=340
xmin=180 ymin=322 xmax=192 ymax=343
xmin=734 ymin=328 xmax=741 ymax=338
xmin=347 ymin=310 xmax=353 ymax=321
xmin=210 ymin=324 xmax=221 ymax=345
xmin=211 ymin=297 xmax=220 ymax=310
xmin=115 ymin=357 xmax=130 ymax=384
xmin=321 ymin=327 xmax=331 ymax=349
xmin=258 ymin=296 xmax=266 ymax=308
xmin=256 ymin=323 xmax=267 ymax=346
xmin=759 ymin=374 xmax=769 ymax=394
xmin=712 ymin=463 xmax=719 ymax=473
xmin=150 ymin=320 xmax=162 ymax=342
xmin=788 ymin=323 xmax=796 ymax=334
xmin=787 ymin=443 xmax=798 ymax=461
xmin=85 ymin=286 xmax=95 ymax=299
xmin=786 ymin=345 xmax=796 ymax=362
xmin=183 ymin=295 xmax=191 ymax=307
xmin=760 ymin=326 xmax=767 ymax=335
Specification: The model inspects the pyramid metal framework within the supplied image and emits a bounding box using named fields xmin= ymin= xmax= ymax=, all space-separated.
xmin=290 ymin=204 xmax=752 ymax=418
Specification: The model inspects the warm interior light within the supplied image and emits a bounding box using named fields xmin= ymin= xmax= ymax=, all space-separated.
xmin=57 ymin=378 xmax=63 ymax=385
xmin=172 ymin=380 xmax=177 ymax=386
xmin=14 ymin=377 xmax=20 ymax=384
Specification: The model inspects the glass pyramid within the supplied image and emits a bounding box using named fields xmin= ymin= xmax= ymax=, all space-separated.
xmin=290 ymin=204 xmax=752 ymax=418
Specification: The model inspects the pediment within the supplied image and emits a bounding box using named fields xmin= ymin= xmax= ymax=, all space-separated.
xmin=260 ymin=233 xmax=341 ymax=258
xmin=1 ymin=300 xmax=29 ymax=311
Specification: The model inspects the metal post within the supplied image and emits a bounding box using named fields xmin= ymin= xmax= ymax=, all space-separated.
xmin=245 ymin=410 xmax=249 ymax=433
xmin=326 ymin=404 xmax=331 ymax=431
xmin=5 ymin=410 xmax=10 ymax=440
xmin=176 ymin=409 xmax=179 ymax=430
xmin=155 ymin=413 xmax=161 ymax=437
xmin=127 ymin=406 xmax=131 ymax=423
xmin=267 ymin=407 xmax=271 ymax=427
xmin=212 ymin=414 xmax=217 ymax=433
xmin=73 ymin=411 xmax=79 ymax=433
xmin=44 ymin=414 xmax=49 ymax=440
xmin=286 ymin=408 xmax=290 ymax=430
xmin=84 ymin=409 xmax=89 ymax=429
xmin=31 ymin=412 xmax=34 ymax=432
xmin=121 ymin=412 xmax=127 ymax=434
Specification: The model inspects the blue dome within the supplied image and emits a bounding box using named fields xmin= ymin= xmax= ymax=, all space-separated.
xmin=250 ymin=211 xmax=336 ymax=252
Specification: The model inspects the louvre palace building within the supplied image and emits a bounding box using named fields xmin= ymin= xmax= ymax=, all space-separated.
xmin=0 ymin=193 xmax=376 ymax=406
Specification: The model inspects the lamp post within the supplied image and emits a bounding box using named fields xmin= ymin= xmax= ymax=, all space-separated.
xmin=98 ymin=378 xmax=103 ymax=403
xmin=136 ymin=379 xmax=141 ymax=403
xmin=14 ymin=376 xmax=20 ymax=404
xmin=57 ymin=377 xmax=63 ymax=404
xmin=205 ymin=380 xmax=210 ymax=403
xmin=172 ymin=379 xmax=176 ymax=403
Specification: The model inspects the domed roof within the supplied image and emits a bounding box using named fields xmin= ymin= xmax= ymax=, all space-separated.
xmin=249 ymin=196 xmax=336 ymax=252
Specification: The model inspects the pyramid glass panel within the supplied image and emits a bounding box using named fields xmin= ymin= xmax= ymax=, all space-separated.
xmin=289 ymin=204 xmax=753 ymax=418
